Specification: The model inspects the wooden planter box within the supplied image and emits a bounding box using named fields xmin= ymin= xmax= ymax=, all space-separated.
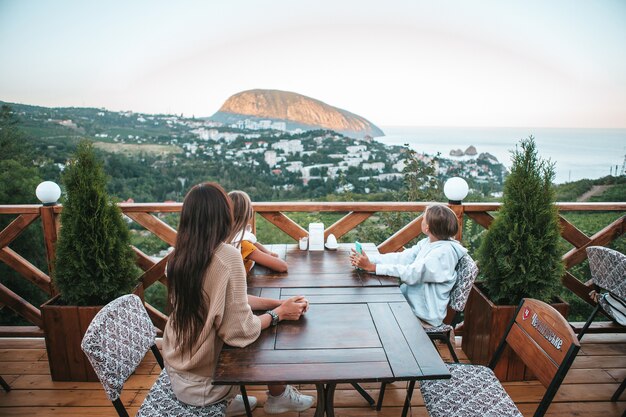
xmin=41 ymin=296 xmax=102 ymax=381
xmin=41 ymin=284 xmax=144 ymax=382
xmin=461 ymin=283 xmax=569 ymax=382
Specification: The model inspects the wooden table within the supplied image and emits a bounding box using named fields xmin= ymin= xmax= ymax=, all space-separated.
xmin=249 ymin=243 xmax=399 ymax=288
xmin=214 ymin=246 xmax=451 ymax=417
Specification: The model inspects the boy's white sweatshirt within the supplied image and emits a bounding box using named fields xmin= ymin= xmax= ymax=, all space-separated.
xmin=368 ymin=238 xmax=467 ymax=326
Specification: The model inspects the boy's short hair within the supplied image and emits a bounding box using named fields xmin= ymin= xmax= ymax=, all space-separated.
xmin=425 ymin=204 xmax=458 ymax=240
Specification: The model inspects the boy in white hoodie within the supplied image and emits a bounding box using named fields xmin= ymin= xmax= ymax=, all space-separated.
xmin=350 ymin=204 xmax=467 ymax=327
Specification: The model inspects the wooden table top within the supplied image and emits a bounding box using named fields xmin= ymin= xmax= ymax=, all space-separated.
xmin=214 ymin=286 xmax=450 ymax=386
xmin=248 ymin=243 xmax=399 ymax=288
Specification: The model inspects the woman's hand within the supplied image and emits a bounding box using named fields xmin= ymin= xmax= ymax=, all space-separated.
xmin=270 ymin=252 xmax=279 ymax=258
xmin=350 ymin=249 xmax=376 ymax=272
xmin=274 ymin=296 xmax=309 ymax=321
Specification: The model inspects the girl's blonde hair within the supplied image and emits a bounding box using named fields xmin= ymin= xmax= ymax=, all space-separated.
xmin=228 ymin=190 xmax=253 ymax=248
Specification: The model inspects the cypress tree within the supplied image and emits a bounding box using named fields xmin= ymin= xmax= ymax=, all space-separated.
xmin=477 ymin=136 xmax=563 ymax=305
xmin=54 ymin=141 xmax=137 ymax=305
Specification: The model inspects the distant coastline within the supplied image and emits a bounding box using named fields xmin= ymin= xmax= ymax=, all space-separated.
xmin=378 ymin=126 xmax=626 ymax=184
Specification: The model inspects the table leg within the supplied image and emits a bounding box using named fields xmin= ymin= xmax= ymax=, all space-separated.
xmin=401 ymin=380 xmax=416 ymax=417
xmin=376 ymin=382 xmax=387 ymax=411
xmin=240 ymin=385 xmax=253 ymax=417
xmin=314 ymin=384 xmax=326 ymax=417
xmin=351 ymin=382 xmax=375 ymax=406
xmin=325 ymin=383 xmax=336 ymax=417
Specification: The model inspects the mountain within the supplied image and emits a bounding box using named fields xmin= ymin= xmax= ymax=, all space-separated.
xmin=209 ymin=89 xmax=384 ymax=139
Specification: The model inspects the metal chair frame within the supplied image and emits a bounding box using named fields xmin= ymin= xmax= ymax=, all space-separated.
xmin=418 ymin=298 xmax=581 ymax=417
xmin=578 ymin=246 xmax=626 ymax=404
xmin=375 ymin=254 xmax=479 ymax=410
xmin=0 ymin=376 xmax=10 ymax=392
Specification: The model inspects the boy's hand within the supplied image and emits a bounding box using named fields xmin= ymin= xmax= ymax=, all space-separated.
xmin=350 ymin=249 xmax=376 ymax=272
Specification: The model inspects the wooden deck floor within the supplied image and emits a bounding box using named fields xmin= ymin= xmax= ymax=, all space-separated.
xmin=0 ymin=334 xmax=624 ymax=417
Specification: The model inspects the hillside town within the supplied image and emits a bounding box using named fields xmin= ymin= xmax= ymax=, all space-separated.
xmin=8 ymin=102 xmax=506 ymax=196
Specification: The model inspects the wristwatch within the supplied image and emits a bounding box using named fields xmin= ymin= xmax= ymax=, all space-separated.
xmin=266 ymin=310 xmax=279 ymax=326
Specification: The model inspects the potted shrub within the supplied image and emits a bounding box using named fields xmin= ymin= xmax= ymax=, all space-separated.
xmin=41 ymin=141 xmax=138 ymax=381
xmin=462 ymin=137 xmax=568 ymax=381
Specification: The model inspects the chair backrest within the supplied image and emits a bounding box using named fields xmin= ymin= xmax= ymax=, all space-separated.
xmin=448 ymin=254 xmax=479 ymax=312
xmin=490 ymin=298 xmax=580 ymax=417
xmin=81 ymin=294 xmax=156 ymax=402
xmin=587 ymin=246 xmax=626 ymax=299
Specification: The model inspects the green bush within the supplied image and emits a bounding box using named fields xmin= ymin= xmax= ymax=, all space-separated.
xmin=477 ymin=137 xmax=564 ymax=305
xmin=53 ymin=141 xmax=138 ymax=305
xmin=0 ymin=105 xmax=48 ymax=324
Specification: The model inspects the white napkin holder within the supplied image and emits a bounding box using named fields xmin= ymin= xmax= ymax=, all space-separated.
xmin=308 ymin=223 xmax=325 ymax=251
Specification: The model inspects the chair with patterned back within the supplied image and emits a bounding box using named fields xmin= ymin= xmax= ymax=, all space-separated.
xmin=579 ymin=246 xmax=626 ymax=402
xmin=375 ymin=254 xmax=479 ymax=411
xmin=81 ymin=294 xmax=228 ymax=417
xmin=425 ymin=254 xmax=479 ymax=362
xmin=419 ymin=298 xmax=580 ymax=417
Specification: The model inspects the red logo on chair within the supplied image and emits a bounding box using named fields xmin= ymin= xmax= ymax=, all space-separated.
xmin=522 ymin=307 xmax=530 ymax=320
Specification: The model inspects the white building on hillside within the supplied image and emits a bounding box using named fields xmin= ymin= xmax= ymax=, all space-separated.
xmin=346 ymin=145 xmax=367 ymax=154
xmin=285 ymin=161 xmax=303 ymax=173
xmin=271 ymin=121 xmax=287 ymax=131
xmin=362 ymin=162 xmax=385 ymax=172
xmin=264 ymin=150 xmax=277 ymax=167
xmin=272 ymin=139 xmax=303 ymax=155
xmin=258 ymin=120 xmax=272 ymax=129
xmin=340 ymin=157 xmax=363 ymax=167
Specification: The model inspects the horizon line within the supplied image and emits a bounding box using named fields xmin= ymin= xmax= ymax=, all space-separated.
xmin=3 ymin=98 xmax=626 ymax=130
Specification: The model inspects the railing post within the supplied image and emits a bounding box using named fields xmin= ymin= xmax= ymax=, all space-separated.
xmin=449 ymin=203 xmax=464 ymax=241
xmin=40 ymin=205 xmax=58 ymax=295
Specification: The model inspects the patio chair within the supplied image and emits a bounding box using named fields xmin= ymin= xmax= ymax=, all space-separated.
xmin=424 ymin=254 xmax=479 ymax=362
xmin=418 ymin=298 xmax=580 ymax=417
xmin=375 ymin=254 xmax=479 ymax=410
xmin=81 ymin=294 xmax=229 ymax=417
xmin=578 ymin=246 xmax=626 ymax=402
xmin=0 ymin=376 xmax=10 ymax=392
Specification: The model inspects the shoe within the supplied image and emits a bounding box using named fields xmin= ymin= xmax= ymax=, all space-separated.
xmin=263 ymin=385 xmax=314 ymax=414
xmin=226 ymin=394 xmax=257 ymax=417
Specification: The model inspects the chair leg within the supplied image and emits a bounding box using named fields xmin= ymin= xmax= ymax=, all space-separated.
xmin=578 ymin=304 xmax=600 ymax=341
xmin=376 ymin=382 xmax=387 ymax=411
xmin=112 ymin=398 xmax=131 ymax=417
xmin=150 ymin=345 xmax=164 ymax=369
xmin=0 ymin=376 xmax=10 ymax=392
xmin=401 ymin=380 xmax=416 ymax=417
xmin=444 ymin=332 xmax=459 ymax=363
xmin=611 ymin=378 xmax=626 ymax=402
xmin=351 ymin=383 xmax=375 ymax=406
xmin=240 ymin=385 xmax=253 ymax=417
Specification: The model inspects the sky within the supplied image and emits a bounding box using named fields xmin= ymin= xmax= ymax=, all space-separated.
xmin=1 ymin=0 xmax=625 ymax=128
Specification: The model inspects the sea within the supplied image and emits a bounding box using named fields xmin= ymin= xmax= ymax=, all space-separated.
xmin=376 ymin=126 xmax=626 ymax=184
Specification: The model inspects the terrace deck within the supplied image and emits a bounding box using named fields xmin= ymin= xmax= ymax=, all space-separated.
xmin=0 ymin=334 xmax=624 ymax=417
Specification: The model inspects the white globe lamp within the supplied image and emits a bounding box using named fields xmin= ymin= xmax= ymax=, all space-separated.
xmin=36 ymin=181 xmax=61 ymax=206
xmin=444 ymin=177 xmax=469 ymax=205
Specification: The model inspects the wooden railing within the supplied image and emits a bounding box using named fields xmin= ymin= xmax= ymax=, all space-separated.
xmin=0 ymin=201 xmax=624 ymax=336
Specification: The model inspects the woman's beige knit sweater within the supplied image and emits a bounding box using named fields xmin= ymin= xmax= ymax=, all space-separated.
xmin=162 ymin=243 xmax=262 ymax=406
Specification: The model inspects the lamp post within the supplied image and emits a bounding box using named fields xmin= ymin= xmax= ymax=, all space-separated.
xmin=36 ymin=181 xmax=61 ymax=282
xmin=36 ymin=181 xmax=61 ymax=206
xmin=443 ymin=177 xmax=469 ymax=205
xmin=443 ymin=177 xmax=469 ymax=240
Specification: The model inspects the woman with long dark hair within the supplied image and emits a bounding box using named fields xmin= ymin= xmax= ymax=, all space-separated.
xmin=162 ymin=183 xmax=310 ymax=416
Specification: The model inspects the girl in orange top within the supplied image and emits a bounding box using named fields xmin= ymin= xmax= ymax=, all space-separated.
xmin=229 ymin=190 xmax=288 ymax=273
xmin=228 ymin=191 xmax=313 ymax=415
